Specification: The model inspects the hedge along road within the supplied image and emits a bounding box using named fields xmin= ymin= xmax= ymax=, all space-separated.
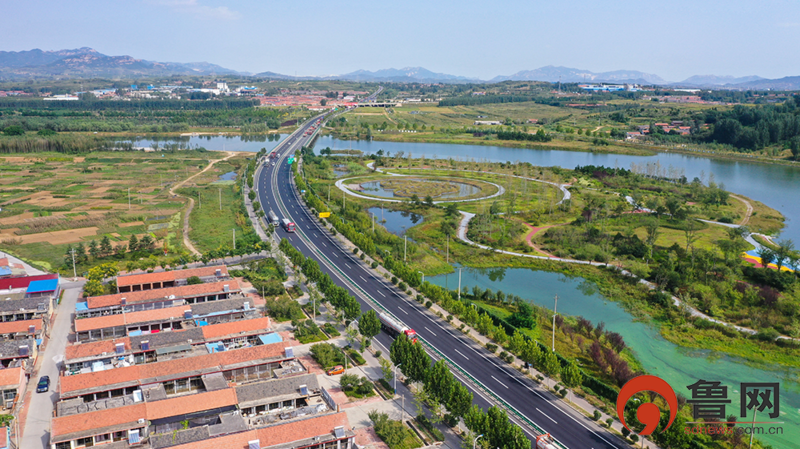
xmin=256 ymin=117 xmax=622 ymax=449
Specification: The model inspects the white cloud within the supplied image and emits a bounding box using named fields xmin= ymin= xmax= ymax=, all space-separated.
xmin=147 ymin=0 xmax=240 ymax=20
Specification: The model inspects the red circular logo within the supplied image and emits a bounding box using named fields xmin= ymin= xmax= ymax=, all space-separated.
xmin=617 ymin=375 xmax=678 ymax=435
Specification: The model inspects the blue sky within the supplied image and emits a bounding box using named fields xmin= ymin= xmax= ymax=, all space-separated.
xmin=2 ymin=0 xmax=799 ymax=81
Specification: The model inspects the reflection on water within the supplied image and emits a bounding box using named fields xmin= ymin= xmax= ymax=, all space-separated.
xmin=428 ymin=267 xmax=800 ymax=448
xmin=359 ymin=179 xmax=481 ymax=199
xmin=367 ymin=207 xmax=423 ymax=237
xmin=218 ymin=171 xmax=236 ymax=181
xmin=116 ymin=133 xmax=288 ymax=153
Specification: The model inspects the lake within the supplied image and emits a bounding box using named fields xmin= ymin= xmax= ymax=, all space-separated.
xmin=429 ymin=267 xmax=800 ymax=448
xmin=119 ymin=133 xmax=289 ymax=153
xmin=366 ymin=207 xmax=423 ymax=237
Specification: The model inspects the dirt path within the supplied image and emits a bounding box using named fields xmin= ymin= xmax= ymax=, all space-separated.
xmin=521 ymin=222 xmax=560 ymax=257
xmin=592 ymin=125 xmax=603 ymax=132
xmin=730 ymin=194 xmax=753 ymax=226
xmin=170 ymin=152 xmax=237 ymax=256
xmin=383 ymin=109 xmax=397 ymax=125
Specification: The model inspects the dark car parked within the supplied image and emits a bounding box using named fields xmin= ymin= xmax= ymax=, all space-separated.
xmin=36 ymin=376 xmax=50 ymax=393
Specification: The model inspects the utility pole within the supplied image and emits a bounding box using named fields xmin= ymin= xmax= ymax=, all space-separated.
xmin=394 ymin=364 xmax=402 ymax=394
xmin=70 ymin=248 xmax=77 ymax=280
xmin=219 ymin=188 xmax=222 ymax=211
xmin=328 ymin=185 xmax=331 ymax=203
xmin=372 ymin=214 xmax=375 ymax=233
xmin=404 ymin=236 xmax=407 ymax=262
xmin=417 ymin=271 xmax=424 ymax=284
xmin=457 ymin=267 xmax=461 ymax=299
xmin=552 ymin=295 xmax=558 ymax=352
xmin=446 ymin=235 xmax=449 ymax=264
xmin=232 ymin=229 xmax=236 ymax=250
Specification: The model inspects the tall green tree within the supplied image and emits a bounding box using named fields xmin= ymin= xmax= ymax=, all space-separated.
xmin=75 ymin=242 xmax=88 ymax=264
xmin=424 ymin=360 xmax=454 ymax=405
xmin=561 ymin=361 xmax=583 ymax=402
xmin=358 ymin=310 xmax=381 ymax=343
xmin=446 ymin=382 xmax=473 ymax=418
xmin=100 ymin=235 xmax=112 ymax=257
xmin=88 ymin=239 xmax=99 ymax=260
xmin=128 ymin=234 xmax=139 ymax=252
xmin=540 ymin=350 xmax=561 ymax=387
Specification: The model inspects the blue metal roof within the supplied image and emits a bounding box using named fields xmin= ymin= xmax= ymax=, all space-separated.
xmin=0 ymin=267 xmax=12 ymax=276
xmin=75 ymin=302 xmax=89 ymax=312
xmin=26 ymin=278 xmax=58 ymax=294
xmin=258 ymin=333 xmax=283 ymax=345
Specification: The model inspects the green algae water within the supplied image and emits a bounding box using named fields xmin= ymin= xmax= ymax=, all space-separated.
xmin=429 ymin=267 xmax=800 ymax=448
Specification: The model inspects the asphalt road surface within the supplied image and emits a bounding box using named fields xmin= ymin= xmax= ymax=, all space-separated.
xmin=255 ymin=116 xmax=621 ymax=449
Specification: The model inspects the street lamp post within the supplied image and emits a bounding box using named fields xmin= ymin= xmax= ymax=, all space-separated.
xmin=473 ymin=434 xmax=483 ymax=449
xmin=552 ymin=295 xmax=559 ymax=352
xmin=417 ymin=271 xmax=424 ymax=284
xmin=394 ymin=363 xmax=401 ymax=394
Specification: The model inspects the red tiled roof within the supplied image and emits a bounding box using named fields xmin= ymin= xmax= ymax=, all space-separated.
xmin=0 ymin=426 xmax=7 ymax=447
xmin=74 ymin=305 xmax=188 ymax=332
xmin=0 ymin=367 xmax=23 ymax=389
xmin=216 ymin=341 xmax=290 ymax=366
xmin=61 ymin=341 xmax=291 ymax=395
xmin=117 ymin=265 xmax=228 ymax=288
xmin=202 ymin=317 xmax=271 ymax=341
xmin=87 ymin=280 xmax=240 ymax=309
xmin=146 ymin=388 xmax=237 ymax=420
xmin=0 ymin=319 xmax=41 ymax=335
xmin=65 ymin=338 xmax=130 ymax=361
xmin=170 ymin=430 xmax=257 ymax=449
xmin=257 ymin=412 xmax=350 ymax=447
xmin=51 ymin=403 xmax=147 ymax=441
xmin=60 ymin=365 xmax=143 ymax=397
xmin=138 ymin=351 xmax=220 ymax=381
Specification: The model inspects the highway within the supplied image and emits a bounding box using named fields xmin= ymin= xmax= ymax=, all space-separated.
xmin=254 ymin=115 xmax=621 ymax=449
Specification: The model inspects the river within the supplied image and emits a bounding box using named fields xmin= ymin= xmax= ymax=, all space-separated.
xmin=315 ymin=136 xmax=800 ymax=242
xmin=429 ymin=268 xmax=799 ymax=448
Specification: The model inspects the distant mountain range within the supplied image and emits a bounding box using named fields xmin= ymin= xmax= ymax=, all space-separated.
xmin=0 ymin=47 xmax=247 ymax=79
xmin=491 ymin=66 xmax=668 ymax=85
xmin=1 ymin=47 xmax=799 ymax=90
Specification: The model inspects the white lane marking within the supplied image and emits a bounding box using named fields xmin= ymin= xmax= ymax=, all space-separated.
xmin=398 ymin=308 xmax=408 ymax=315
xmin=332 ymin=253 xmax=338 ymax=258
xmin=536 ymin=408 xmax=558 ymax=424
xmin=378 ymin=290 xmax=385 ymax=297
xmin=360 ymin=276 xmax=368 ymax=282
xmin=322 ymin=242 xmax=327 ymax=247
xmin=491 ymin=376 xmax=509 ymax=389
xmin=424 ymin=327 xmax=437 ymax=337
xmin=454 ymin=349 xmax=469 ymax=360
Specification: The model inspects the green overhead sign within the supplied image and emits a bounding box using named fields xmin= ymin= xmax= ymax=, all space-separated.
xmin=287 ymin=157 xmax=295 ymax=165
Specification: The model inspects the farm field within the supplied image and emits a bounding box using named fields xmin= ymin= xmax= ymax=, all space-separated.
xmin=0 ymin=150 xmax=239 ymax=273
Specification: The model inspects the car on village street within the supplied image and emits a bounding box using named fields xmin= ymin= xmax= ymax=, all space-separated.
xmin=36 ymin=376 xmax=50 ymax=393
xmin=326 ymin=365 xmax=345 ymax=376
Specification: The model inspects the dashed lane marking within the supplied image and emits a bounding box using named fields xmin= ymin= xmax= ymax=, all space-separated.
xmin=491 ymin=376 xmax=509 ymax=389
xmin=536 ymin=408 xmax=558 ymax=424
